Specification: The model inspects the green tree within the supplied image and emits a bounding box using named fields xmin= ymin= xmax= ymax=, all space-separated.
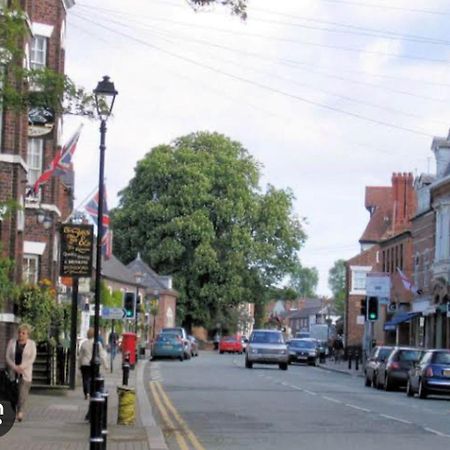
xmin=112 ymin=131 xmax=305 ymax=329
xmin=190 ymin=0 xmax=247 ymax=19
xmin=328 ymin=259 xmax=346 ymax=315
xmin=287 ymin=261 xmax=319 ymax=298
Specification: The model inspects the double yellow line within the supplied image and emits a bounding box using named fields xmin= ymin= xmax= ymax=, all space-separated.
xmin=150 ymin=381 xmax=206 ymax=450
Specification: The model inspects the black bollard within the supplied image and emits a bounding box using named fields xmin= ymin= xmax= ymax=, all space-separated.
xmin=122 ymin=354 xmax=130 ymax=386
xmin=89 ymin=394 xmax=105 ymax=450
xmin=101 ymin=390 xmax=109 ymax=450
xmin=348 ymin=352 xmax=352 ymax=370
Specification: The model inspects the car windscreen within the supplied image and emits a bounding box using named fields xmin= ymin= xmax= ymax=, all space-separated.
xmin=157 ymin=334 xmax=178 ymax=343
xmin=432 ymin=352 xmax=450 ymax=364
xmin=223 ymin=337 xmax=237 ymax=342
xmin=289 ymin=340 xmax=315 ymax=349
xmin=398 ymin=350 xmax=422 ymax=361
xmin=378 ymin=348 xmax=393 ymax=360
xmin=251 ymin=332 xmax=283 ymax=344
xmin=162 ymin=328 xmax=182 ymax=336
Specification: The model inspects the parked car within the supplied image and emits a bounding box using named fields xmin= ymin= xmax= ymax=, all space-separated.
xmin=188 ymin=335 xmax=199 ymax=357
xmin=287 ymin=338 xmax=319 ymax=365
xmin=161 ymin=327 xmax=191 ymax=359
xmin=219 ymin=336 xmax=243 ymax=354
xmin=364 ymin=346 xmax=394 ymax=387
xmin=245 ymin=329 xmax=289 ymax=370
xmin=376 ymin=347 xmax=424 ymax=391
xmin=151 ymin=333 xmax=184 ymax=361
xmin=406 ymin=349 xmax=450 ymax=399
xmin=295 ymin=331 xmax=311 ymax=339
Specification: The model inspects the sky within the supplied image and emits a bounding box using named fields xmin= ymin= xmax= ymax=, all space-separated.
xmin=64 ymin=0 xmax=450 ymax=295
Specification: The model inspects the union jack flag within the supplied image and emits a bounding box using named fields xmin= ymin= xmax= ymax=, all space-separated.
xmin=85 ymin=186 xmax=112 ymax=258
xmin=32 ymin=124 xmax=83 ymax=195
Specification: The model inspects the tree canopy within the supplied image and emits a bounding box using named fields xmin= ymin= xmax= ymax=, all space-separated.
xmin=328 ymin=259 xmax=346 ymax=315
xmin=189 ymin=0 xmax=247 ymax=19
xmin=111 ymin=132 xmax=305 ymax=329
xmin=286 ymin=262 xmax=319 ymax=298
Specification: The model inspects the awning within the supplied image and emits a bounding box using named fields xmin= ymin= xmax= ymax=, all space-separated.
xmin=383 ymin=312 xmax=420 ymax=331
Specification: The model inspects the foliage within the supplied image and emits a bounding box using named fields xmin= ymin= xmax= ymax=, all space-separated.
xmin=15 ymin=280 xmax=62 ymax=342
xmin=0 ymin=248 xmax=17 ymax=309
xmin=189 ymin=0 xmax=247 ymax=19
xmin=285 ymin=261 xmax=318 ymax=298
xmin=112 ymin=131 xmax=305 ymax=329
xmin=328 ymin=259 xmax=346 ymax=315
xmin=0 ymin=3 xmax=96 ymax=115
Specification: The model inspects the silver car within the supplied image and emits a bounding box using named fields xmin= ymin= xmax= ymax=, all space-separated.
xmin=245 ymin=329 xmax=289 ymax=370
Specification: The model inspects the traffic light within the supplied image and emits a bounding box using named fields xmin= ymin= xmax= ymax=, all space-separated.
xmin=360 ymin=299 xmax=367 ymax=318
xmin=367 ymin=296 xmax=378 ymax=321
xmin=123 ymin=292 xmax=136 ymax=319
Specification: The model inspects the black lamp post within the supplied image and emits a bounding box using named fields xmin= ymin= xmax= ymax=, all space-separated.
xmin=89 ymin=76 xmax=117 ymax=449
xmin=134 ymin=272 xmax=143 ymax=335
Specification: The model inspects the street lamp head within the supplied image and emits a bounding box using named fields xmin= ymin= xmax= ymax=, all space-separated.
xmin=93 ymin=75 xmax=118 ymax=121
xmin=134 ymin=271 xmax=143 ymax=285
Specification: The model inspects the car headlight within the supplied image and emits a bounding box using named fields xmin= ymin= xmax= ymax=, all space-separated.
xmin=250 ymin=348 xmax=258 ymax=354
xmin=309 ymin=351 xmax=316 ymax=356
xmin=279 ymin=350 xmax=287 ymax=355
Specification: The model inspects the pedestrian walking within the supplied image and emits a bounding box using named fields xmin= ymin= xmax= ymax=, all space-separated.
xmin=78 ymin=327 xmax=108 ymax=399
xmin=5 ymin=323 xmax=37 ymax=422
xmin=108 ymin=330 xmax=119 ymax=360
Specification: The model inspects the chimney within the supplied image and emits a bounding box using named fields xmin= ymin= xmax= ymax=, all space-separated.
xmin=432 ymin=130 xmax=450 ymax=179
xmin=391 ymin=172 xmax=416 ymax=227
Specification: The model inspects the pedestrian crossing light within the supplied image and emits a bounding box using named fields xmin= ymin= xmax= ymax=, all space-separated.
xmin=367 ymin=297 xmax=379 ymax=321
xmin=123 ymin=292 xmax=136 ymax=319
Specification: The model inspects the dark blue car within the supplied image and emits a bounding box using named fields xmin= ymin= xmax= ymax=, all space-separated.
xmin=406 ymin=349 xmax=450 ymax=399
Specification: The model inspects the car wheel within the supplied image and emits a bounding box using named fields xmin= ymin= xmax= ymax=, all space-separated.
xmin=245 ymin=358 xmax=253 ymax=369
xmin=384 ymin=374 xmax=395 ymax=391
xmin=279 ymin=363 xmax=288 ymax=371
xmin=418 ymin=379 xmax=428 ymax=399
xmin=406 ymin=379 xmax=414 ymax=397
xmin=364 ymin=375 xmax=371 ymax=387
xmin=179 ymin=355 xmax=184 ymax=361
xmin=220 ymin=351 xmax=224 ymax=354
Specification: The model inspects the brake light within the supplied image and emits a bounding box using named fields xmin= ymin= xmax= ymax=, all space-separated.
xmin=425 ymin=367 xmax=433 ymax=377
xmin=388 ymin=361 xmax=400 ymax=370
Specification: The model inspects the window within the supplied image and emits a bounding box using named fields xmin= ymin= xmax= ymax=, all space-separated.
xmin=27 ymin=139 xmax=43 ymax=186
xmin=30 ymin=36 xmax=47 ymax=69
xmin=350 ymin=265 xmax=371 ymax=294
xmin=23 ymin=254 xmax=39 ymax=284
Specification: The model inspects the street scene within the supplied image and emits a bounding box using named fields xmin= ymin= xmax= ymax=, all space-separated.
xmin=1 ymin=0 xmax=450 ymax=449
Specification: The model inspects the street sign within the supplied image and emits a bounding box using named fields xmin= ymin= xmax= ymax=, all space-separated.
xmin=102 ymin=307 xmax=127 ymax=320
xmin=60 ymin=224 xmax=94 ymax=277
xmin=366 ymin=272 xmax=391 ymax=299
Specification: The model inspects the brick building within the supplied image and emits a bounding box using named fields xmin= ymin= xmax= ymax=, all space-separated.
xmin=0 ymin=0 xmax=75 ymax=361
xmin=345 ymin=173 xmax=417 ymax=348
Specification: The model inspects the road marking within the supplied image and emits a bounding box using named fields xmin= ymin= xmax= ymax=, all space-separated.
xmin=154 ymin=381 xmax=207 ymax=450
xmin=379 ymin=414 xmax=412 ymax=425
xmin=303 ymin=389 xmax=317 ymax=396
xmin=322 ymin=396 xmax=343 ymax=404
xmin=423 ymin=427 xmax=450 ymax=438
xmin=290 ymin=385 xmax=303 ymax=391
xmin=345 ymin=404 xmax=371 ymax=413
xmin=150 ymin=382 xmax=189 ymax=450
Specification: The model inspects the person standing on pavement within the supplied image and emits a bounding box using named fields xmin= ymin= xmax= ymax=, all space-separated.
xmin=78 ymin=327 xmax=109 ymax=399
xmin=108 ymin=330 xmax=119 ymax=360
xmin=5 ymin=323 xmax=37 ymax=422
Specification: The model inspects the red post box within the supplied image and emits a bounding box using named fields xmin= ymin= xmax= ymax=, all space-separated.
xmin=121 ymin=332 xmax=137 ymax=367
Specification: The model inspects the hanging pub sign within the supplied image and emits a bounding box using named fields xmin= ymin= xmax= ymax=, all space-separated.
xmin=60 ymin=224 xmax=94 ymax=277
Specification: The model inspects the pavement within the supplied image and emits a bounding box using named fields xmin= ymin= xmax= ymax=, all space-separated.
xmin=318 ymin=357 xmax=364 ymax=377
xmin=0 ymin=358 xmax=167 ymax=450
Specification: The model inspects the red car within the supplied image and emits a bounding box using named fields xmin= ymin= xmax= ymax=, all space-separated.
xmin=219 ymin=336 xmax=243 ymax=354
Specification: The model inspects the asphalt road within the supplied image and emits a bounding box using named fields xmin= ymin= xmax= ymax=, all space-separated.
xmin=144 ymin=351 xmax=450 ymax=450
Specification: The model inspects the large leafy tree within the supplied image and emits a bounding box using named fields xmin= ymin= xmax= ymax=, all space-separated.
xmin=328 ymin=259 xmax=346 ymax=315
xmin=112 ymin=132 xmax=304 ymax=329
xmin=190 ymin=0 xmax=247 ymax=19
xmin=286 ymin=262 xmax=319 ymax=298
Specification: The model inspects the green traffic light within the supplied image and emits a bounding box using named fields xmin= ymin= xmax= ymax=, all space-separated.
xmin=369 ymin=313 xmax=376 ymax=320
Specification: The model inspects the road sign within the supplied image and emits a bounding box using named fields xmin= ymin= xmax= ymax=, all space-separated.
xmin=102 ymin=307 xmax=127 ymax=320
xmin=366 ymin=272 xmax=391 ymax=299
